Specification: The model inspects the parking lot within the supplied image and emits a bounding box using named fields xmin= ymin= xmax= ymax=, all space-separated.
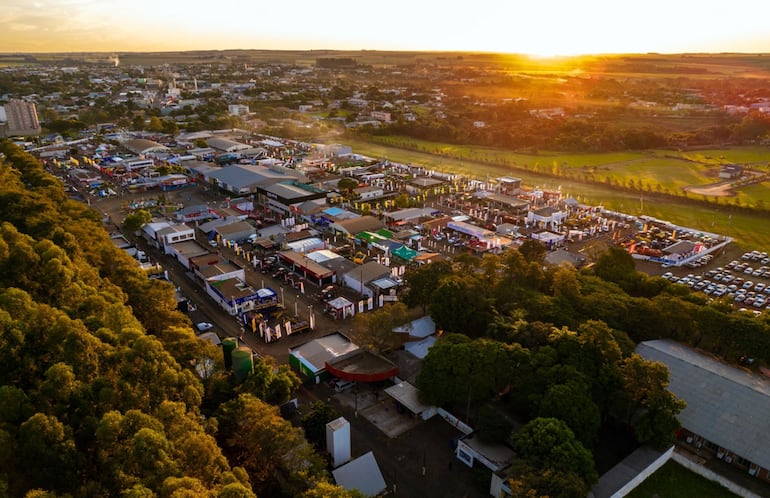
xmin=660 ymin=250 xmax=770 ymax=315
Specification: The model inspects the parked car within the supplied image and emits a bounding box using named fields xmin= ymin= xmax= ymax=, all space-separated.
xmin=333 ymin=379 xmax=355 ymax=393
xmin=196 ymin=322 xmax=213 ymax=332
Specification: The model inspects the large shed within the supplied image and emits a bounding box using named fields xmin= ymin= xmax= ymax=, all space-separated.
xmin=636 ymin=339 xmax=770 ymax=483
xmin=205 ymin=137 xmax=251 ymax=152
xmin=122 ymin=138 xmax=169 ymax=155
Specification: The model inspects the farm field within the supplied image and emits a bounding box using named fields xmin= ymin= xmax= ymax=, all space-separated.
xmin=342 ymin=137 xmax=770 ymax=249
xmin=626 ymin=461 xmax=738 ymax=498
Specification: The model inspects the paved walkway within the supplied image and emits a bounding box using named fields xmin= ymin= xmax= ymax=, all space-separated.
xmin=334 ymin=388 xmax=422 ymax=438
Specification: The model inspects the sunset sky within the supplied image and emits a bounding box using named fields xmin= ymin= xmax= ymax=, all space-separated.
xmin=3 ymin=0 xmax=770 ymax=56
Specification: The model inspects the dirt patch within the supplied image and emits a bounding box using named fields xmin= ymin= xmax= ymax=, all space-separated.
xmin=682 ymin=181 xmax=735 ymax=197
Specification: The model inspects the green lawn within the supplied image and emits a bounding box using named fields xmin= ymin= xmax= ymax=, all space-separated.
xmin=362 ymin=135 xmax=770 ymax=200
xmin=591 ymin=156 xmax=712 ymax=191
xmin=341 ymin=136 xmax=770 ymax=249
xmin=680 ymin=147 xmax=770 ymax=166
xmin=626 ymin=461 xmax=738 ymax=498
xmin=734 ymin=182 xmax=770 ymax=209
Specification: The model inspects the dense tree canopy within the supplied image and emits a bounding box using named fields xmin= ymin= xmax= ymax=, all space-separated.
xmin=510 ymin=417 xmax=598 ymax=496
xmin=0 ymin=141 xmax=355 ymax=497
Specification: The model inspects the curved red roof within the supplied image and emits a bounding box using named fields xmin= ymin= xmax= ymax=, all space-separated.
xmin=325 ymin=349 xmax=398 ymax=383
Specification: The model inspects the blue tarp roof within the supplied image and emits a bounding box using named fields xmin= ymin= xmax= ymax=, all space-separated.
xmin=323 ymin=206 xmax=346 ymax=216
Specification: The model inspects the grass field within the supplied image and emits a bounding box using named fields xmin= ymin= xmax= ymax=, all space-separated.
xmin=342 ymin=136 xmax=770 ymax=249
xmin=681 ymin=148 xmax=770 ymax=166
xmin=363 ymin=135 xmax=761 ymax=196
xmin=626 ymin=461 xmax=738 ymax=498
xmin=735 ymin=182 xmax=770 ymax=208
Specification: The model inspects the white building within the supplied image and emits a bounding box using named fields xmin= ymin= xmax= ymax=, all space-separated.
xmin=228 ymin=104 xmax=250 ymax=116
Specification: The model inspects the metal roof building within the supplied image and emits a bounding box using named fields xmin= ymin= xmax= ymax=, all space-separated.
xmin=636 ymin=339 xmax=770 ymax=481
xmin=205 ymin=164 xmax=309 ymax=195
xmin=122 ymin=138 xmax=169 ymax=155
xmin=205 ymin=137 xmax=251 ymax=152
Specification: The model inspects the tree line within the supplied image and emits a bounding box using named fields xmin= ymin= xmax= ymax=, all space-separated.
xmin=0 ymin=141 xmax=360 ymax=497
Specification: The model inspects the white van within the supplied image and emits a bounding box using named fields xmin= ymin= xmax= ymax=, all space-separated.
xmin=333 ymin=379 xmax=355 ymax=393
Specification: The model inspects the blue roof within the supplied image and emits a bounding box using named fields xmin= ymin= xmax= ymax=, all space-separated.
xmin=323 ymin=206 xmax=346 ymax=216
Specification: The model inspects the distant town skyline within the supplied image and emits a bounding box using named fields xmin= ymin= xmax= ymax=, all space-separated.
xmin=3 ymin=0 xmax=770 ymax=56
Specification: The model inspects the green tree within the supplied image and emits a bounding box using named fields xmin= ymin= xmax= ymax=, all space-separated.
xmin=592 ymin=246 xmax=641 ymax=292
xmin=537 ymin=380 xmax=600 ymax=447
xmin=476 ymin=405 xmax=514 ymax=442
xmin=510 ymin=417 xmax=598 ymax=488
xmin=337 ymin=177 xmax=359 ymax=193
xmin=401 ymin=260 xmax=453 ymax=313
xmin=123 ymin=209 xmax=152 ymax=233
xmin=301 ymin=481 xmax=366 ymax=498
xmin=507 ymin=460 xmax=590 ymax=498
xmin=18 ymin=413 xmax=78 ymax=493
xmin=148 ymin=116 xmax=164 ymax=133
xmin=551 ymin=265 xmax=580 ymax=300
xmin=300 ymin=402 xmax=340 ymax=451
xmin=518 ymin=239 xmax=547 ymax=264
xmin=216 ymin=394 xmax=327 ymax=497
xmin=613 ymin=354 xmax=685 ymax=448
xmin=417 ymin=334 xmax=530 ymax=410
xmin=238 ymin=358 xmax=301 ymax=406
xmin=429 ymin=275 xmax=493 ymax=335
xmin=349 ymin=302 xmax=407 ymax=353
xmin=162 ymin=119 xmax=179 ymax=136
xmin=132 ymin=115 xmax=146 ymax=131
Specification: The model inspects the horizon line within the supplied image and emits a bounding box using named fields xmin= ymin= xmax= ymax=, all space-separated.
xmin=2 ymin=49 xmax=770 ymax=58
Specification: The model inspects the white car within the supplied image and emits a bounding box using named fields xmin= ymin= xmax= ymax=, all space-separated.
xmin=196 ymin=322 xmax=214 ymax=332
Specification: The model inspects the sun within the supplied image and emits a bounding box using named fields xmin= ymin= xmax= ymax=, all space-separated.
xmin=525 ymin=50 xmax=567 ymax=59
